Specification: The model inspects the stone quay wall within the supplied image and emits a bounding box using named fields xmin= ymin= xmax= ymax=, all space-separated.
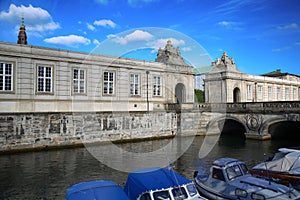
xmin=0 ymin=111 xmax=178 ymax=154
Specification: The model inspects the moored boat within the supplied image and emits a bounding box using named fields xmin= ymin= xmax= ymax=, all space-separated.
xmin=250 ymin=148 xmax=300 ymax=186
xmin=124 ymin=167 xmax=207 ymax=200
xmin=66 ymin=167 xmax=207 ymax=200
xmin=66 ymin=180 xmax=130 ymax=200
xmin=193 ymin=157 xmax=300 ymax=200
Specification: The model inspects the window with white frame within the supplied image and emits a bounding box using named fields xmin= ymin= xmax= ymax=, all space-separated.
xmin=37 ymin=65 xmax=52 ymax=93
xmin=103 ymin=71 xmax=114 ymax=95
xmin=277 ymin=87 xmax=281 ymax=100
xmin=73 ymin=69 xmax=85 ymax=94
xmin=293 ymin=88 xmax=297 ymax=100
xmin=268 ymin=86 xmax=272 ymax=101
xmin=285 ymin=87 xmax=289 ymax=100
xmin=153 ymin=75 xmax=162 ymax=96
xmin=130 ymin=73 xmax=140 ymax=96
xmin=0 ymin=62 xmax=13 ymax=92
xmin=257 ymin=85 xmax=263 ymax=100
xmin=247 ymin=85 xmax=252 ymax=100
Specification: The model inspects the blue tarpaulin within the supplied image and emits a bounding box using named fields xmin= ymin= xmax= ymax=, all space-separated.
xmin=124 ymin=167 xmax=191 ymax=200
xmin=66 ymin=180 xmax=130 ymax=200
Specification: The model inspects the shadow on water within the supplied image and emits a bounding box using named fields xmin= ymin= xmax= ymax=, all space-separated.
xmin=218 ymin=133 xmax=246 ymax=148
xmin=269 ymin=121 xmax=300 ymax=140
xmin=218 ymin=118 xmax=246 ymax=148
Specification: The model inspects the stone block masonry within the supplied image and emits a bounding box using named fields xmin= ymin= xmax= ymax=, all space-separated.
xmin=0 ymin=111 xmax=177 ymax=154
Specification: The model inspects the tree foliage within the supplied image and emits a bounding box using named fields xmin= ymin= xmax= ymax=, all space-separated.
xmin=194 ymin=89 xmax=204 ymax=103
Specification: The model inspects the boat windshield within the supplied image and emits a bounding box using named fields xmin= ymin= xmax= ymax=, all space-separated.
xmin=240 ymin=163 xmax=248 ymax=174
xmin=153 ymin=190 xmax=171 ymax=200
xmin=226 ymin=165 xmax=243 ymax=180
xmin=172 ymin=187 xmax=188 ymax=200
xmin=186 ymin=184 xmax=198 ymax=197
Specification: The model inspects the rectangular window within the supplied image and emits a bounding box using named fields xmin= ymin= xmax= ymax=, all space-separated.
xmin=257 ymin=85 xmax=263 ymax=100
xmin=73 ymin=69 xmax=85 ymax=94
xmin=293 ymin=88 xmax=297 ymax=100
xmin=103 ymin=71 xmax=114 ymax=95
xmin=0 ymin=62 xmax=13 ymax=92
xmin=130 ymin=73 xmax=140 ymax=95
xmin=268 ymin=86 xmax=272 ymax=101
xmin=247 ymin=85 xmax=252 ymax=100
xmin=37 ymin=65 xmax=52 ymax=93
xmin=277 ymin=87 xmax=281 ymax=100
xmin=153 ymin=76 xmax=162 ymax=96
xmin=285 ymin=87 xmax=289 ymax=100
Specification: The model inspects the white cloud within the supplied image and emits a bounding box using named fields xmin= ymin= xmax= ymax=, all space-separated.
xmin=107 ymin=34 xmax=117 ymax=39
xmin=277 ymin=23 xmax=298 ymax=30
xmin=87 ymin=23 xmax=96 ymax=31
xmin=272 ymin=46 xmax=291 ymax=52
xmin=44 ymin=35 xmax=91 ymax=47
xmin=148 ymin=38 xmax=185 ymax=50
xmin=93 ymin=39 xmax=100 ymax=45
xmin=182 ymin=47 xmax=192 ymax=52
xmin=218 ymin=21 xmax=234 ymax=26
xmin=94 ymin=19 xmax=116 ymax=28
xmin=94 ymin=0 xmax=108 ymax=5
xmin=217 ymin=21 xmax=242 ymax=30
xmin=113 ymin=30 xmax=153 ymax=45
xmin=0 ymin=4 xmax=60 ymax=32
xmin=127 ymin=0 xmax=158 ymax=7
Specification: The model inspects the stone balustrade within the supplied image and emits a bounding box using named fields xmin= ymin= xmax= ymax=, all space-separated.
xmin=191 ymin=101 xmax=300 ymax=113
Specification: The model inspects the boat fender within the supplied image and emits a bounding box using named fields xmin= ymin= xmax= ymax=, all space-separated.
xmin=193 ymin=171 xmax=198 ymax=178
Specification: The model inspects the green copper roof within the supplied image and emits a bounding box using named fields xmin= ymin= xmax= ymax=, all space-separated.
xmin=20 ymin=17 xmax=25 ymax=28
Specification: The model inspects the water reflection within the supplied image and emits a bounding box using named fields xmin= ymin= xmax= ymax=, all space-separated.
xmin=218 ymin=134 xmax=245 ymax=148
xmin=84 ymin=135 xmax=195 ymax=172
xmin=0 ymin=136 xmax=299 ymax=199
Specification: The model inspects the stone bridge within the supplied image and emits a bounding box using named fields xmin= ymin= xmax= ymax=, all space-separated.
xmin=168 ymin=101 xmax=300 ymax=140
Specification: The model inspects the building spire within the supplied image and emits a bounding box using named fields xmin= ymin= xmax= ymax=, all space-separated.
xmin=17 ymin=16 xmax=28 ymax=45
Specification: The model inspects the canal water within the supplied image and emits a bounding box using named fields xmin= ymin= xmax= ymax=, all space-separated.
xmin=0 ymin=135 xmax=299 ymax=199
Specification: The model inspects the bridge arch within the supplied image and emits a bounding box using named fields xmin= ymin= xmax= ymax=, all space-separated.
xmin=206 ymin=115 xmax=247 ymax=139
xmin=260 ymin=116 xmax=300 ymax=139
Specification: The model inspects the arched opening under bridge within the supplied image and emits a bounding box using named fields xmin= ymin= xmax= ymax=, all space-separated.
xmin=219 ymin=119 xmax=246 ymax=146
xmin=269 ymin=121 xmax=300 ymax=140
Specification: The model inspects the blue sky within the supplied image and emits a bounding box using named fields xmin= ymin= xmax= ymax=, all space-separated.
xmin=0 ymin=0 xmax=300 ymax=75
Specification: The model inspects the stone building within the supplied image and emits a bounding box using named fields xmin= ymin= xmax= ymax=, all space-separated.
xmin=0 ymin=20 xmax=197 ymax=152
xmin=204 ymin=52 xmax=300 ymax=103
xmin=0 ymin=40 xmax=194 ymax=113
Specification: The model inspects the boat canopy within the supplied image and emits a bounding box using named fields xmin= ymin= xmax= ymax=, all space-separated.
xmin=124 ymin=167 xmax=191 ymax=200
xmin=253 ymin=151 xmax=300 ymax=174
xmin=66 ymin=180 xmax=130 ymax=200
xmin=212 ymin=157 xmax=240 ymax=167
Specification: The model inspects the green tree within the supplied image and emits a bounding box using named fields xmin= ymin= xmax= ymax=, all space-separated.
xmin=194 ymin=89 xmax=204 ymax=103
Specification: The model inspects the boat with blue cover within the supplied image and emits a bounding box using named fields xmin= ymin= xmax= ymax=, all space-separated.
xmin=66 ymin=180 xmax=130 ymax=200
xmin=124 ymin=167 xmax=207 ymax=200
xmin=193 ymin=157 xmax=300 ymax=200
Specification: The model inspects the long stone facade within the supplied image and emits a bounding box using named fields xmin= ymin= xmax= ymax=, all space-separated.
xmin=0 ymin=41 xmax=195 ymax=153
xmin=0 ymin=41 xmax=194 ymax=113
xmin=0 ymin=111 xmax=177 ymax=153
xmin=204 ymin=52 xmax=300 ymax=103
